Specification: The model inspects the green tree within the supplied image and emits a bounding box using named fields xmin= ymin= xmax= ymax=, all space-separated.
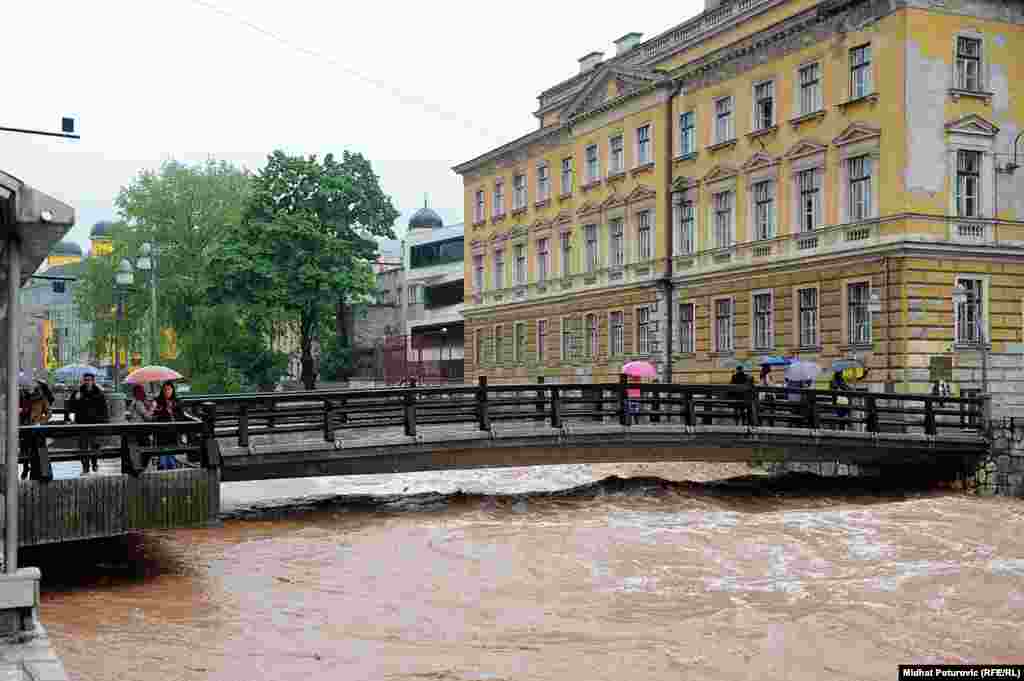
xmin=212 ymin=211 xmax=376 ymax=389
xmin=246 ymin=150 xmax=399 ymax=348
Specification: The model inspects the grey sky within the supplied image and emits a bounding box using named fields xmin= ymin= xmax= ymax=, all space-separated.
xmin=4 ymin=0 xmax=701 ymax=250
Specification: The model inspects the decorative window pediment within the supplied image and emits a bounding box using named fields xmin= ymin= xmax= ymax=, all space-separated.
xmin=832 ymin=122 xmax=882 ymax=147
xmin=702 ymin=164 xmax=739 ymax=184
xmin=576 ymin=201 xmax=599 ymax=216
xmin=530 ymin=217 xmax=552 ymax=232
xmin=741 ymin=152 xmax=780 ymax=173
xmin=944 ymin=113 xmax=999 ymax=137
xmin=564 ymin=65 xmax=663 ymax=119
xmin=671 ymin=176 xmax=697 ymax=192
xmin=601 ymin=191 xmax=625 ymax=210
xmin=555 ymin=209 xmax=573 ymax=224
xmin=626 ymin=183 xmax=657 ymax=203
xmin=784 ymin=138 xmax=828 ymax=160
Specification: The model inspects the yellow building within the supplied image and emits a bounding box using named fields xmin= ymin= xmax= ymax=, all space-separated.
xmin=455 ymin=0 xmax=1024 ymax=413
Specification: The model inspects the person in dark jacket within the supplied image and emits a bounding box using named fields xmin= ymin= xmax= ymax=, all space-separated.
xmin=730 ymin=366 xmax=750 ymax=424
xmin=152 ymin=381 xmax=187 ymax=469
xmin=67 ymin=373 xmax=108 ymax=474
xmin=830 ymin=370 xmax=851 ymax=430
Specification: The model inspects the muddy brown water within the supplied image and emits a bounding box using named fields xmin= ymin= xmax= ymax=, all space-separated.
xmin=23 ymin=462 xmax=1024 ymax=681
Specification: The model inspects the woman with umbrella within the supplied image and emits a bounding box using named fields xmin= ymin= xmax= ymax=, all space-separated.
xmin=152 ymin=380 xmax=188 ymax=470
xmin=622 ymin=361 xmax=657 ymax=425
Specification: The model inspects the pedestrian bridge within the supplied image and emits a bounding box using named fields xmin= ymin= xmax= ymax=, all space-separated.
xmin=16 ymin=380 xmax=990 ymax=546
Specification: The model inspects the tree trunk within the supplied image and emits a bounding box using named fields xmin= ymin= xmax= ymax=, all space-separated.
xmin=301 ymin=344 xmax=316 ymax=390
xmin=336 ymin=299 xmax=349 ymax=349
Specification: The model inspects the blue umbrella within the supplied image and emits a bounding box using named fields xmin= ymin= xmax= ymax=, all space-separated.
xmin=54 ymin=364 xmax=100 ymax=382
xmin=756 ymin=355 xmax=791 ymax=367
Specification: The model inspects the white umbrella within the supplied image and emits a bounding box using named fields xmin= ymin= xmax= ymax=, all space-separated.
xmin=784 ymin=360 xmax=822 ymax=383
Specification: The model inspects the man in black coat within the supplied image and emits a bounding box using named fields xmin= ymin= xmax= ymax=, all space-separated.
xmin=67 ymin=373 xmax=108 ymax=474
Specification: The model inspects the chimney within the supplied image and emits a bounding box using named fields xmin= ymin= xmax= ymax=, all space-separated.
xmin=705 ymin=0 xmax=722 ymax=8
xmin=578 ymin=51 xmax=604 ymax=73
xmin=614 ymin=32 xmax=644 ymax=56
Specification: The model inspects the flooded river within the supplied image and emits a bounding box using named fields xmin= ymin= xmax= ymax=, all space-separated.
xmin=23 ymin=462 xmax=1024 ymax=680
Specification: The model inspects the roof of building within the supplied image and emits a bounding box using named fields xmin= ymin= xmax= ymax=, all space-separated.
xmin=410 ymin=223 xmax=464 ymax=246
xmin=377 ymin=238 xmax=402 ymax=259
xmin=408 ymin=206 xmax=444 ymax=230
xmin=90 ymin=220 xmax=115 ymax=238
xmin=50 ymin=240 xmax=83 ymax=257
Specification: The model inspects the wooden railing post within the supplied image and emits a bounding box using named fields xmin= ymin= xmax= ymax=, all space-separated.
xmin=404 ymin=378 xmax=417 ymax=437
xmin=682 ymin=390 xmax=695 ymax=426
xmin=201 ymin=401 xmax=221 ymax=468
xmin=747 ymin=385 xmax=760 ymax=428
xmin=238 ymin=403 xmax=249 ymax=447
xmin=865 ymin=394 xmax=879 ymax=432
xmin=477 ymin=376 xmax=490 ymax=431
xmin=550 ymin=385 xmax=561 ymax=428
xmin=924 ymin=397 xmax=937 ymax=435
xmin=323 ymin=400 xmax=334 ymax=442
xmin=805 ymin=390 xmax=820 ymax=429
xmin=535 ymin=376 xmax=546 ymax=423
xmin=618 ymin=374 xmax=629 ymax=426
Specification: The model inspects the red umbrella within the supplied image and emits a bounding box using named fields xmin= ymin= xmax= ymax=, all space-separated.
xmin=124 ymin=365 xmax=184 ymax=385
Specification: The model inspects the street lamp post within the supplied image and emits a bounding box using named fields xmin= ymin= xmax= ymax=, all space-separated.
xmin=952 ymin=284 xmax=988 ymax=395
xmin=441 ymin=327 xmax=448 ymax=384
xmin=114 ymin=258 xmax=134 ymax=393
xmin=136 ymin=242 xmax=157 ymax=365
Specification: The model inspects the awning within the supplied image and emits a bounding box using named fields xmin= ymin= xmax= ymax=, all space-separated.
xmin=0 ymin=169 xmax=75 ymax=285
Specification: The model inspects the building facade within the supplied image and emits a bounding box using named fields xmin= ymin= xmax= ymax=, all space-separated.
xmin=455 ymin=0 xmax=1024 ymax=415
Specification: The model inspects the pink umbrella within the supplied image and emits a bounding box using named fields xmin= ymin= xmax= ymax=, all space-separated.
xmin=124 ymin=365 xmax=184 ymax=385
xmin=622 ymin=360 xmax=657 ymax=400
xmin=621 ymin=360 xmax=658 ymax=378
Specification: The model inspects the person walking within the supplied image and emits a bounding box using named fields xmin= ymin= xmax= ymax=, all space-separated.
xmin=830 ymin=370 xmax=851 ymax=431
xmin=21 ymin=383 xmax=53 ymax=479
xmin=730 ymin=366 xmax=750 ymax=425
xmin=152 ymin=381 xmax=186 ymax=470
xmin=67 ymin=373 xmax=108 ymax=474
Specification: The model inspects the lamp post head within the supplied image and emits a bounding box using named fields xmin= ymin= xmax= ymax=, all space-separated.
xmin=136 ymin=242 xmax=153 ymax=271
xmin=115 ymin=258 xmax=134 ymax=287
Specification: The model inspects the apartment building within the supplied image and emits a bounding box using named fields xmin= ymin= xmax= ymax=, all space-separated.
xmin=454 ymin=0 xmax=1024 ymax=413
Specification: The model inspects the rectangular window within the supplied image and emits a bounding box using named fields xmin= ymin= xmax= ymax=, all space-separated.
xmin=513 ymin=174 xmax=526 ymax=210
xmin=610 ymin=217 xmax=624 ymax=267
xmin=753 ymin=180 xmax=775 ymax=240
xmin=514 ymin=244 xmax=526 ymax=284
xmin=637 ymin=306 xmax=651 ymax=354
xmin=715 ymin=299 xmax=734 ymax=353
xmin=850 ymin=44 xmax=872 ymax=99
xmin=537 ymin=164 xmax=550 ymax=202
xmin=609 ymin=135 xmax=624 ymax=174
xmin=799 ymin=62 xmax=822 ymax=115
xmin=474 ymin=190 xmax=485 ymax=222
xmin=798 ymin=288 xmax=819 ymax=347
xmin=586 ymin=313 xmax=598 ymax=358
xmin=956 ymin=37 xmax=982 ymax=91
xmin=676 ymin=201 xmax=695 ymax=255
xmin=638 ymin=210 xmax=652 ymax=260
xmin=715 ymin=96 xmax=734 ymax=143
xmin=956 ymin=150 xmax=981 ymax=218
xmin=494 ymin=181 xmax=505 ymax=216
xmin=473 ymin=254 xmax=484 ymax=291
xmin=713 ymin=191 xmax=733 ymax=248
xmin=798 ymin=168 xmax=821 ymax=232
xmin=561 ymin=319 xmax=572 ymax=360
xmin=956 ymin=277 xmax=984 ymax=344
xmin=753 ymin=292 xmax=773 ymax=350
xmin=610 ymin=311 xmax=624 ymax=356
xmin=847 ymin=282 xmax=871 ymax=345
xmin=537 ymin=320 xmax=547 ymax=362
xmin=560 ymin=232 xmax=572 ymax=276
xmin=754 ymin=81 xmax=774 ymax=130
xmin=561 ymin=157 xmax=573 ymax=195
xmin=679 ymin=111 xmax=695 ymax=156
xmin=537 ymin=238 xmax=549 ymax=282
xmin=476 ymin=330 xmax=485 ymax=366
xmin=494 ymin=326 xmax=503 ymax=363
xmin=584 ymin=224 xmax=598 ymax=273
xmin=636 ymin=124 xmax=651 ymax=165
xmin=493 ymin=249 xmax=504 ymax=289
xmin=848 ymin=155 xmax=872 ymax=221
xmin=586 ymin=144 xmax=599 ymax=183
xmin=514 ymin=323 xmax=526 ymax=361
xmin=678 ymin=303 xmax=695 ymax=353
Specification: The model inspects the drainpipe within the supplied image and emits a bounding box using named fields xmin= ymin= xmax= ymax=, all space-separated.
xmin=661 ymin=79 xmax=684 ymax=383
xmin=5 ymin=236 xmax=20 ymax=573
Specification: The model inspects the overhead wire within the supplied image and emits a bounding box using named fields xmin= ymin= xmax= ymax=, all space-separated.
xmin=186 ymin=0 xmax=501 ymax=143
